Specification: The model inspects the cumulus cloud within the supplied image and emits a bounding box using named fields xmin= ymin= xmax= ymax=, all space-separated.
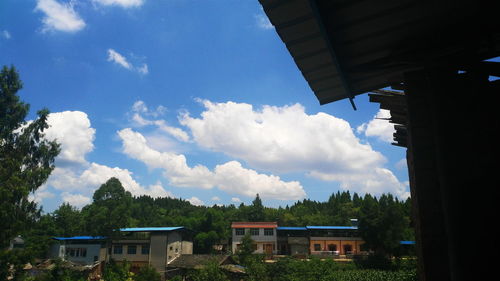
xmin=117 ymin=128 xmax=306 ymax=200
xmin=36 ymin=111 xmax=174 ymax=207
xmin=130 ymin=101 xmax=189 ymax=142
xmin=44 ymin=111 xmax=95 ymax=166
xmin=93 ymin=0 xmax=145 ymax=8
xmin=357 ymin=109 xmax=394 ymax=143
xmin=187 ymin=196 xmax=204 ymax=206
xmin=179 ymin=100 xmax=408 ymax=198
xmin=35 ymin=0 xmax=86 ymax=33
xmin=61 ymin=192 xmax=91 ymax=208
xmin=231 ymin=197 xmax=241 ymax=203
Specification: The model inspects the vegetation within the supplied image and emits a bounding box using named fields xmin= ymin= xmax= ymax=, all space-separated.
xmin=0 ymin=65 xmax=60 ymax=280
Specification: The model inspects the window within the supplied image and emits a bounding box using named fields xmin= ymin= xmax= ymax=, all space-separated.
xmin=328 ymin=244 xmax=337 ymax=252
xmin=264 ymin=228 xmax=274 ymax=236
xmin=235 ymin=228 xmax=245 ymax=236
xmin=127 ymin=245 xmax=137 ymax=255
xmin=250 ymin=228 xmax=259 ymax=236
xmin=141 ymin=244 xmax=150 ymax=255
xmin=314 ymin=244 xmax=321 ymax=251
xmin=113 ymin=245 xmax=123 ymax=255
xmin=67 ymin=248 xmax=86 ymax=258
xmin=252 ymin=243 xmax=257 ymax=251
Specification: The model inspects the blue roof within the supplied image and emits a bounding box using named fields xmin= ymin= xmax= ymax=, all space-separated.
xmin=276 ymin=227 xmax=308 ymax=231
xmin=120 ymin=226 xmax=184 ymax=232
xmin=52 ymin=236 xmax=106 ymax=241
xmin=400 ymin=240 xmax=416 ymax=245
xmin=306 ymin=226 xmax=358 ymax=230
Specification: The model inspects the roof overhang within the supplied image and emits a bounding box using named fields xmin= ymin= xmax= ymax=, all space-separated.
xmin=259 ymin=0 xmax=500 ymax=107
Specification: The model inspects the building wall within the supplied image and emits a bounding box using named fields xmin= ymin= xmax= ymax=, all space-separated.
xmin=309 ymin=238 xmax=364 ymax=255
xmin=150 ymin=233 xmax=167 ymax=275
xmin=232 ymin=228 xmax=277 ymax=254
xmin=181 ymin=240 xmax=193 ymax=255
xmin=50 ymin=243 xmax=103 ymax=265
xmin=166 ymin=231 xmax=182 ymax=263
xmin=111 ymin=243 xmax=149 ymax=262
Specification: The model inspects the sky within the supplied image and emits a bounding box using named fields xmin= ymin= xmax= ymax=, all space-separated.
xmin=0 ymin=0 xmax=410 ymax=212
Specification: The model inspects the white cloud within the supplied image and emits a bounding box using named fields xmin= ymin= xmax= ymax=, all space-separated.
xmin=357 ymin=109 xmax=394 ymax=143
xmin=179 ymin=100 xmax=408 ymax=198
xmin=2 ymin=30 xmax=11 ymax=39
xmin=45 ymin=111 xmax=95 ymax=165
xmin=211 ymin=196 xmax=221 ymax=201
xmin=254 ymin=14 xmax=273 ymax=30
xmin=107 ymin=50 xmax=150 ymax=74
xmin=231 ymin=197 xmax=241 ymax=203
xmin=117 ymin=128 xmax=306 ymax=200
xmin=107 ymin=49 xmax=132 ymax=69
xmin=93 ymin=0 xmax=145 ymax=8
xmin=130 ymin=101 xmax=189 ymax=142
xmin=37 ymin=110 xmax=174 ymax=208
xmin=137 ymin=64 xmax=149 ymax=75
xmin=187 ymin=196 xmax=204 ymax=206
xmin=61 ymin=192 xmax=91 ymax=208
xmin=35 ymin=0 xmax=86 ymax=33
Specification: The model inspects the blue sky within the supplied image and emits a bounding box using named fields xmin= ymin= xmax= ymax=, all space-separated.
xmin=1 ymin=0 xmax=409 ymax=212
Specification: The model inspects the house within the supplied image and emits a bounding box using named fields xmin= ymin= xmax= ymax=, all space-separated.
xmin=113 ymin=227 xmax=193 ymax=276
xmin=49 ymin=236 xmax=107 ymax=265
xmin=50 ymin=226 xmax=193 ymax=280
xmin=276 ymin=227 xmax=309 ymax=256
xmin=231 ymin=222 xmax=278 ymax=255
xmin=307 ymin=225 xmax=365 ymax=256
xmin=233 ymin=219 xmax=366 ymax=257
xmin=9 ymin=235 xmax=25 ymax=250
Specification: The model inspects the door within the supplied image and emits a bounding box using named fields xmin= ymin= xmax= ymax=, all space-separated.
xmin=264 ymin=243 xmax=273 ymax=255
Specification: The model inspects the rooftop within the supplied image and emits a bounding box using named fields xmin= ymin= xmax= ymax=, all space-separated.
xmin=119 ymin=226 xmax=185 ymax=232
xmin=231 ymin=222 xmax=278 ymax=228
xmin=52 ymin=236 xmax=106 ymax=241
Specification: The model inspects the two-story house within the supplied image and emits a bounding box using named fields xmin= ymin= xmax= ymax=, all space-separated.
xmin=231 ymin=222 xmax=278 ymax=255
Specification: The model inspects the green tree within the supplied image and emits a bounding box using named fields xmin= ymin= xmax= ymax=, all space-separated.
xmin=248 ymin=194 xmax=265 ymax=222
xmin=0 ymin=65 xmax=60 ymax=279
xmin=0 ymin=65 xmax=60 ymax=247
xmin=188 ymin=259 xmax=229 ymax=281
xmin=53 ymin=203 xmax=84 ymax=237
xmin=135 ymin=265 xmax=161 ymax=281
xmin=83 ymin=177 xmax=133 ymax=238
xmin=236 ymin=232 xmax=255 ymax=265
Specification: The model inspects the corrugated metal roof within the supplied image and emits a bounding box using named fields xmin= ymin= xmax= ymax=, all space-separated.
xmin=52 ymin=236 xmax=106 ymax=241
xmin=306 ymin=226 xmax=358 ymax=230
xmin=120 ymin=226 xmax=184 ymax=232
xmin=400 ymin=240 xmax=416 ymax=245
xmin=276 ymin=227 xmax=308 ymax=231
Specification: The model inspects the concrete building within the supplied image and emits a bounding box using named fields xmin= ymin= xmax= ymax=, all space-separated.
xmin=307 ymin=226 xmax=365 ymax=256
xmin=49 ymin=236 xmax=107 ymax=265
xmin=114 ymin=227 xmax=193 ymax=276
xmin=50 ymin=226 xmax=193 ymax=280
xmin=234 ymin=220 xmax=365 ymax=256
xmin=231 ymin=222 xmax=278 ymax=255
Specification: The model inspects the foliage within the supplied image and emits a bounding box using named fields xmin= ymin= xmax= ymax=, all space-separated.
xmin=236 ymin=233 xmax=255 ymax=265
xmin=188 ymin=259 xmax=229 ymax=281
xmin=135 ymin=265 xmax=161 ymax=281
xmin=0 ymin=65 xmax=60 ymax=280
xmin=102 ymin=260 xmax=134 ymax=281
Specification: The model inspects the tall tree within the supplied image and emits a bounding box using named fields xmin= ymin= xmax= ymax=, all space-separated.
xmin=0 ymin=65 xmax=60 ymax=279
xmin=83 ymin=177 xmax=133 ymax=238
xmin=0 ymin=65 xmax=60 ymax=246
xmin=248 ymin=194 xmax=265 ymax=222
